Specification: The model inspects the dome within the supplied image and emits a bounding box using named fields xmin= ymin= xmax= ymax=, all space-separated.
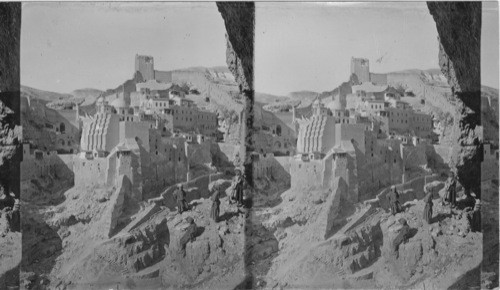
xmin=328 ymin=94 xmax=346 ymax=112
xmin=110 ymin=98 xmax=127 ymax=108
xmin=109 ymin=94 xmax=129 ymax=109
xmin=96 ymin=96 xmax=104 ymax=105
xmin=330 ymin=99 xmax=344 ymax=111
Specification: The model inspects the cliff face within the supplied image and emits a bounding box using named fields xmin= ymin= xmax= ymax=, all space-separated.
xmin=427 ymin=2 xmax=482 ymax=196
xmin=0 ymin=4 xmax=21 ymax=289
xmin=0 ymin=3 xmax=21 ymax=199
xmin=217 ymin=2 xmax=255 ymax=185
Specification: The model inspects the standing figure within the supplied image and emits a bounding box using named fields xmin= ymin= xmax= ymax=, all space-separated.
xmin=392 ymin=218 xmax=411 ymax=258
xmin=388 ymin=186 xmax=401 ymax=215
xmin=445 ymin=171 xmax=457 ymax=208
xmin=471 ymin=199 xmax=481 ymax=232
xmin=423 ymin=188 xmax=433 ymax=224
xmin=210 ymin=185 xmax=221 ymax=222
xmin=233 ymin=170 xmax=244 ymax=207
xmin=174 ymin=184 xmax=189 ymax=214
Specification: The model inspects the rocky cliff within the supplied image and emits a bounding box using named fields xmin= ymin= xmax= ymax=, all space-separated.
xmin=427 ymin=2 xmax=482 ymax=197
xmin=0 ymin=4 xmax=21 ymax=288
xmin=217 ymin=2 xmax=255 ymax=186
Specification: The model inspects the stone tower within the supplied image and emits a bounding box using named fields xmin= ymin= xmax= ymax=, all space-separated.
xmin=135 ymin=54 xmax=155 ymax=81
xmin=350 ymin=57 xmax=370 ymax=83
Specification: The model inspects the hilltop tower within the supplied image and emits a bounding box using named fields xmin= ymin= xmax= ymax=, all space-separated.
xmin=135 ymin=54 xmax=155 ymax=81
xmin=350 ymin=57 xmax=370 ymax=83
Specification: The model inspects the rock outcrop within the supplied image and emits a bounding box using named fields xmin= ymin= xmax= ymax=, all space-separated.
xmin=427 ymin=2 xmax=482 ymax=197
xmin=0 ymin=3 xmax=21 ymax=200
xmin=217 ymin=2 xmax=254 ymax=186
xmin=0 ymin=4 xmax=21 ymax=289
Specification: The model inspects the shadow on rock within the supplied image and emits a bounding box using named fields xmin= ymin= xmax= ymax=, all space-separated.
xmin=448 ymin=264 xmax=480 ymax=289
xmin=432 ymin=213 xmax=451 ymax=224
xmin=21 ymin=213 xmax=62 ymax=289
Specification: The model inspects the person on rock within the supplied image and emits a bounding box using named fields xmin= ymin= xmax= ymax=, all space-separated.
xmin=174 ymin=184 xmax=189 ymax=214
xmin=445 ymin=171 xmax=457 ymax=208
xmin=233 ymin=169 xmax=244 ymax=207
xmin=422 ymin=188 xmax=433 ymax=224
xmin=392 ymin=218 xmax=411 ymax=258
xmin=388 ymin=186 xmax=401 ymax=215
xmin=210 ymin=185 xmax=221 ymax=223
xmin=469 ymin=199 xmax=481 ymax=232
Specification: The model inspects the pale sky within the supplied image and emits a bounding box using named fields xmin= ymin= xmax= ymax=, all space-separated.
xmin=256 ymin=2 xmax=499 ymax=96
xmin=20 ymin=2 xmax=500 ymax=95
xmin=21 ymin=2 xmax=227 ymax=93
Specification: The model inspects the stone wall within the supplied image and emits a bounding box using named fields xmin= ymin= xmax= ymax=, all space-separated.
xmin=252 ymin=154 xmax=291 ymax=188
xmin=376 ymin=174 xmax=441 ymax=211
xmin=154 ymin=70 xmax=172 ymax=83
xmin=370 ymin=73 xmax=388 ymax=85
xmin=73 ymin=156 xmax=110 ymax=188
xmin=20 ymin=149 xmax=74 ymax=182
xmin=290 ymin=158 xmax=326 ymax=190
xmin=160 ymin=172 xmax=226 ymax=210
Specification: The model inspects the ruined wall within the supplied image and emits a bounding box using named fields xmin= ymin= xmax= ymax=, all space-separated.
xmin=427 ymin=2 xmax=482 ymax=196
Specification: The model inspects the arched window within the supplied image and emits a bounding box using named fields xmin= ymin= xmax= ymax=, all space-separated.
xmin=60 ymin=123 xmax=66 ymax=134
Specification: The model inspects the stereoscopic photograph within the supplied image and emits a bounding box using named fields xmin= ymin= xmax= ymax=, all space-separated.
xmin=0 ymin=1 xmax=498 ymax=290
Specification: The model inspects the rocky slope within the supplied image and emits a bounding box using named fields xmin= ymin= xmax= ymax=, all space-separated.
xmin=246 ymin=179 xmax=485 ymax=289
xmin=21 ymin=176 xmax=249 ymax=289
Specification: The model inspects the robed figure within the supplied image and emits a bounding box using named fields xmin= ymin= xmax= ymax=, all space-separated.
xmin=174 ymin=184 xmax=189 ymax=214
xmin=423 ymin=189 xmax=433 ymax=224
xmin=211 ymin=186 xmax=221 ymax=222
xmin=388 ymin=186 xmax=402 ymax=215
